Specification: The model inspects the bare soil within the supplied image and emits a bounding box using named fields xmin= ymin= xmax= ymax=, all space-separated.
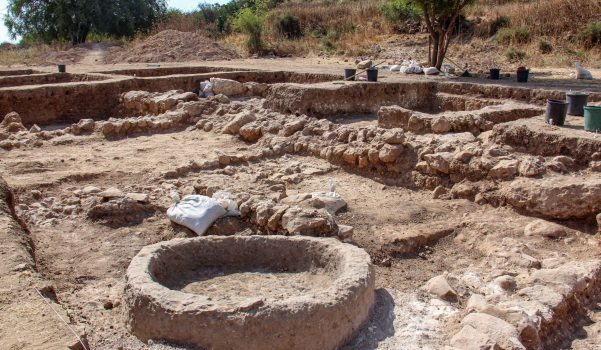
xmin=0 ymin=58 xmax=600 ymax=350
xmin=105 ymin=30 xmax=239 ymax=64
xmin=176 ymin=268 xmax=332 ymax=301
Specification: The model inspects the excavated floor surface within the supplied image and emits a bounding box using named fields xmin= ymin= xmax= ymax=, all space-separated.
xmin=0 ymin=60 xmax=601 ymax=350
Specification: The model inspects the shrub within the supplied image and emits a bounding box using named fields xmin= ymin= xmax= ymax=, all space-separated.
xmin=275 ymin=14 xmax=302 ymax=39
xmin=538 ymin=38 xmax=553 ymax=54
xmin=232 ymin=8 xmax=264 ymax=54
xmin=497 ymin=27 xmax=531 ymax=44
xmin=506 ymin=47 xmax=527 ymax=62
xmin=380 ymin=0 xmax=422 ymax=32
xmin=578 ymin=21 xmax=601 ymax=49
xmin=321 ymin=29 xmax=339 ymax=53
xmin=489 ymin=16 xmax=509 ymax=35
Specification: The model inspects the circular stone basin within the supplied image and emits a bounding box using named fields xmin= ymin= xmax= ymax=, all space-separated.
xmin=124 ymin=235 xmax=375 ymax=350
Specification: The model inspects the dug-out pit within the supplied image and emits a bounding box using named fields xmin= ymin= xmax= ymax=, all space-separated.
xmin=125 ymin=235 xmax=375 ymax=350
xmin=0 ymin=67 xmax=337 ymax=126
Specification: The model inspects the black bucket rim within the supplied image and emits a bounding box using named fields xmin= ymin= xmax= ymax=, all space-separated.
xmin=547 ymin=99 xmax=568 ymax=105
xmin=566 ymin=92 xmax=589 ymax=97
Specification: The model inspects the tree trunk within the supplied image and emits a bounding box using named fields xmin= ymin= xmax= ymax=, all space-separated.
xmin=435 ymin=30 xmax=449 ymax=70
xmin=71 ymin=23 xmax=89 ymax=45
xmin=430 ymin=32 xmax=440 ymax=67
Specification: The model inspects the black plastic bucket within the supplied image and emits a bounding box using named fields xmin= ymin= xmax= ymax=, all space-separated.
xmin=344 ymin=68 xmax=356 ymax=81
xmin=366 ymin=68 xmax=378 ymax=82
xmin=567 ymin=92 xmax=589 ymax=116
xmin=490 ymin=68 xmax=501 ymax=80
xmin=516 ymin=69 xmax=529 ymax=83
xmin=58 ymin=64 xmax=66 ymax=73
xmin=545 ymin=99 xmax=568 ymax=126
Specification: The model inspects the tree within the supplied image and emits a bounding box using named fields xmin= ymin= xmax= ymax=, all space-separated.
xmin=4 ymin=0 xmax=167 ymax=45
xmin=412 ymin=0 xmax=475 ymax=69
xmin=232 ymin=7 xmax=264 ymax=54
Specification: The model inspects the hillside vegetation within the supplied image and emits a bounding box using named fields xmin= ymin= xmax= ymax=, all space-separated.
xmin=2 ymin=0 xmax=601 ymax=68
xmin=156 ymin=0 xmax=601 ymax=68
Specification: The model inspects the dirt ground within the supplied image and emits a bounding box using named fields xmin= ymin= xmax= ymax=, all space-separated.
xmin=1 ymin=57 xmax=601 ymax=350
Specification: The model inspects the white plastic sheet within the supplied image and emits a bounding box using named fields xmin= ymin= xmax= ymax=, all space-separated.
xmin=200 ymin=81 xmax=214 ymax=97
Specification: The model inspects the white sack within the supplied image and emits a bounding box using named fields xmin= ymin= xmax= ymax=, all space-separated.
xmin=167 ymin=193 xmax=226 ymax=235
xmin=424 ymin=67 xmax=440 ymax=75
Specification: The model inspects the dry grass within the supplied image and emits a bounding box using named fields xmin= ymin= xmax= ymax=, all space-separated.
xmin=467 ymin=0 xmax=601 ymax=68
xmin=267 ymin=1 xmax=383 ymax=35
xmin=474 ymin=0 xmax=601 ymax=38
xmin=2 ymin=0 xmax=600 ymax=69
xmin=0 ymin=43 xmax=70 ymax=66
xmin=263 ymin=0 xmax=601 ymax=67
xmin=265 ymin=0 xmax=389 ymax=57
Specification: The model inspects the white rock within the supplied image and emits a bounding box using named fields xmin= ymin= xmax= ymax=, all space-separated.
xmin=494 ymin=275 xmax=517 ymax=291
xmin=126 ymin=192 xmax=149 ymax=203
xmin=524 ymin=219 xmax=569 ymax=239
xmin=357 ymin=60 xmax=373 ymax=69
xmin=423 ymin=274 xmax=457 ymax=302
xmin=210 ymin=78 xmax=246 ymax=96
xmin=98 ymin=187 xmax=123 ymax=199
xmin=29 ymin=124 xmax=42 ymax=133
xmin=82 ymin=186 xmax=102 ymax=195
xmin=459 ymin=313 xmax=525 ymax=350
xmin=338 ymin=225 xmax=354 ymax=240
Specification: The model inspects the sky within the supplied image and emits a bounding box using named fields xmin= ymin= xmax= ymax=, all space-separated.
xmin=0 ymin=0 xmax=229 ymax=44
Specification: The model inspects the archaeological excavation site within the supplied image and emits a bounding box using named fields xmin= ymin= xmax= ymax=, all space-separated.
xmin=1 ymin=62 xmax=601 ymax=350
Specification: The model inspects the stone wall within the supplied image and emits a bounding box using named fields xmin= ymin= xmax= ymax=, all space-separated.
xmin=437 ymin=81 xmax=601 ymax=105
xmin=264 ymin=81 xmax=437 ymax=116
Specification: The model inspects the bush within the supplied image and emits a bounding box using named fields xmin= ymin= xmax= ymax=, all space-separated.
xmin=506 ymin=47 xmax=527 ymax=62
xmin=497 ymin=27 xmax=531 ymax=44
xmin=538 ymin=38 xmax=553 ymax=54
xmin=489 ymin=16 xmax=509 ymax=35
xmin=380 ymin=0 xmax=421 ymax=32
xmin=233 ymin=8 xmax=264 ymax=54
xmin=578 ymin=21 xmax=601 ymax=48
xmin=275 ymin=14 xmax=302 ymax=39
xmin=321 ymin=29 xmax=339 ymax=53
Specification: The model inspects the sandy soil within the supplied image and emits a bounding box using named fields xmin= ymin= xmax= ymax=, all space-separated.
xmin=176 ymin=268 xmax=332 ymax=301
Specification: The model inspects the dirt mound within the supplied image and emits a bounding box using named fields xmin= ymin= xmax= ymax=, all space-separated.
xmin=105 ymin=30 xmax=239 ymax=64
xmin=38 ymin=47 xmax=90 ymax=65
xmin=39 ymin=43 xmax=117 ymax=65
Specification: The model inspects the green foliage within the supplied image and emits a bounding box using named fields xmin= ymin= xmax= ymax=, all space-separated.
xmin=202 ymin=0 xmax=284 ymax=34
xmin=321 ymin=29 xmax=339 ymax=53
xmin=275 ymin=14 xmax=302 ymax=39
xmin=489 ymin=16 xmax=509 ymax=35
xmin=233 ymin=8 xmax=264 ymax=53
xmin=411 ymin=0 xmax=477 ymax=69
xmin=578 ymin=21 xmax=601 ymax=49
xmin=413 ymin=0 xmax=476 ymax=18
xmin=381 ymin=0 xmax=422 ymax=32
xmin=538 ymin=38 xmax=553 ymax=54
xmin=496 ymin=27 xmax=531 ymax=45
xmin=506 ymin=47 xmax=527 ymax=62
xmin=4 ymin=0 xmax=166 ymax=44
